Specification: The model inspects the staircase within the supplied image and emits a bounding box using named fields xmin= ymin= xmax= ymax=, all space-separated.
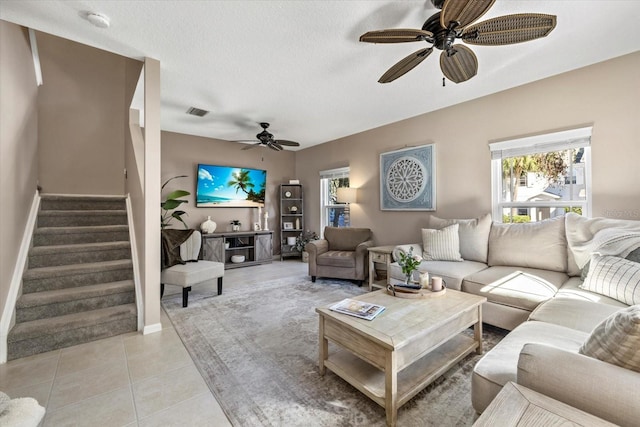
xmin=7 ymin=195 xmax=137 ymax=360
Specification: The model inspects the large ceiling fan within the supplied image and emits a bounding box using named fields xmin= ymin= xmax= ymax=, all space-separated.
xmin=360 ymin=0 xmax=556 ymax=84
xmin=237 ymin=122 xmax=301 ymax=151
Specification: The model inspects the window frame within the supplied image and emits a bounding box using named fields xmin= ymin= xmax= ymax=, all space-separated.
xmin=319 ymin=167 xmax=350 ymax=235
xmin=490 ymin=127 xmax=592 ymax=222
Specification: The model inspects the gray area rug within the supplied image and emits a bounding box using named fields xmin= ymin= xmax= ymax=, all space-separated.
xmin=162 ymin=276 xmax=506 ymax=427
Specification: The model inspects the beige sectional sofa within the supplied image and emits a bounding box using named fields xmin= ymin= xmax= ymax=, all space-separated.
xmin=390 ymin=213 xmax=640 ymax=425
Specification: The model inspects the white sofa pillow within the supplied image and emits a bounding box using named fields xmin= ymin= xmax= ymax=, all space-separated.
xmin=579 ymin=304 xmax=640 ymax=373
xmin=421 ymin=224 xmax=463 ymax=262
xmin=581 ymin=254 xmax=640 ymax=305
xmin=565 ymin=212 xmax=640 ymax=276
xmin=488 ymin=216 xmax=567 ymax=272
xmin=428 ymin=213 xmax=491 ymax=263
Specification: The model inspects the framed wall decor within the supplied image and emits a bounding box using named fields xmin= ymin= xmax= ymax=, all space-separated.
xmin=380 ymin=144 xmax=436 ymax=211
xmin=283 ymin=222 xmax=294 ymax=230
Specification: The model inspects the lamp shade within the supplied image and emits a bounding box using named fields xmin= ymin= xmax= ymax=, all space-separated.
xmin=336 ymin=187 xmax=357 ymax=204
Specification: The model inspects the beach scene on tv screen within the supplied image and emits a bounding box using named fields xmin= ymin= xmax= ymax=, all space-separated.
xmin=197 ymin=164 xmax=266 ymax=207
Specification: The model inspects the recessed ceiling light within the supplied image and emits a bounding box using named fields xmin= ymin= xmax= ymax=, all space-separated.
xmin=86 ymin=12 xmax=110 ymax=29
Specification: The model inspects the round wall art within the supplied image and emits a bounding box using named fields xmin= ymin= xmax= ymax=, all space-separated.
xmin=380 ymin=144 xmax=435 ymax=210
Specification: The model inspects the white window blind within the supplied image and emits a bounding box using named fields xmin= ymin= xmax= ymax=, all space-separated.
xmin=489 ymin=127 xmax=592 ymax=159
xmin=319 ymin=167 xmax=350 ymax=180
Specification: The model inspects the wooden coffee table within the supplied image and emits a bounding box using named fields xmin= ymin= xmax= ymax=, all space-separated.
xmin=316 ymin=289 xmax=486 ymax=427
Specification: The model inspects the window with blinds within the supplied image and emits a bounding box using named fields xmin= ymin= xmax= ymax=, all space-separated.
xmin=489 ymin=127 xmax=592 ymax=223
xmin=319 ymin=167 xmax=350 ymax=233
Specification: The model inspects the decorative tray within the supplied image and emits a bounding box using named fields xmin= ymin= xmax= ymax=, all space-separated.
xmin=386 ymin=284 xmax=446 ymax=299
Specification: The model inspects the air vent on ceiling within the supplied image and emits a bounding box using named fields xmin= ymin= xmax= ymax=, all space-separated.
xmin=186 ymin=107 xmax=209 ymax=117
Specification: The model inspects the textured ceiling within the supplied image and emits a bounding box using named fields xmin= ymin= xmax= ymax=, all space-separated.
xmin=2 ymin=1 xmax=639 ymax=149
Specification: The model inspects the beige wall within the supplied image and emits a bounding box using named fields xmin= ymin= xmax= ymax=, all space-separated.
xmin=0 ymin=22 xmax=39 ymax=326
xmin=161 ymin=132 xmax=296 ymax=253
xmin=36 ymin=31 xmax=140 ymax=195
xmin=295 ymin=52 xmax=640 ymax=246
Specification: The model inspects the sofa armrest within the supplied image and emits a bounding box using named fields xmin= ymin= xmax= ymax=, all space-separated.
xmin=392 ymin=243 xmax=423 ymax=262
xmin=354 ymin=240 xmax=375 ymax=279
xmin=517 ymin=343 xmax=640 ymax=426
xmin=305 ymin=239 xmax=328 ymax=276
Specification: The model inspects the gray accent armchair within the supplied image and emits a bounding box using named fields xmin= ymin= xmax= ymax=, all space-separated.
xmin=305 ymin=227 xmax=374 ymax=285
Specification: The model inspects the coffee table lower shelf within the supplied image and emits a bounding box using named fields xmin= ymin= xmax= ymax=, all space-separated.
xmin=324 ymin=334 xmax=478 ymax=409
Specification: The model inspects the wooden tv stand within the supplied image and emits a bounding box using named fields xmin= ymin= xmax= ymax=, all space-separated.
xmin=201 ymin=230 xmax=273 ymax=269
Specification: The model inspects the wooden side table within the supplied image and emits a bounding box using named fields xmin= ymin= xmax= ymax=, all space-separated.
xmin=474 ymin=382 xmax=616 ymax=427
xmin=367 ymin=245 xmax=396 ymax=291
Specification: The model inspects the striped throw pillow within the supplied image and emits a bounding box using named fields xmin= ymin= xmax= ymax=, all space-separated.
xmin=579 ymin=305 xmax=640 ymax=373
xmin=421 ymin=224 xmax=463 ymax=262
xmin=581 ymin=254 xmax=640 ymax=305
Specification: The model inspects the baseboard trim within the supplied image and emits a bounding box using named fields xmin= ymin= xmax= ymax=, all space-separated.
xmin=0 ymin=191 xmax=40 ymax=364
xmin=143 ymin=323 xmax=162 ymax=335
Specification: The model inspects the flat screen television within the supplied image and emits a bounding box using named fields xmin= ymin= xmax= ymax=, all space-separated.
xmin=196 ymin=164 xmax=266 ymax=208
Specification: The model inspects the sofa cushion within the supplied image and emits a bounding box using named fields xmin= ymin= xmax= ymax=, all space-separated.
xmin=462 ymin=266 xmax=566 ymax=312
xmin=528 ymin=297 xmax=623 ymax=333
xmin=580 ymin=254 xmax=640 ymax=305
xmin=317 ymin=251 xmax=356 ymax=268
xmin=579 ymin=305 xmax=640 ymax=373
xmin=488 ymin=216 xmax=567 ymax=272
xmin=428 ymin=213 xmax=492 ymax=263
xmin=472 ymin=321 xmax=588 ymax=414
xmin=565 ymin=212 xmax=640 ymax=276
xmin=389 ymin=259 xmax=487 ymax=291
xmin=323 ymin=227 xmax=372 ymax=251
xmin=555 ymin=277 xmax=628 ymax=307
xmin=421 ymin=224 xmax=463 ymax=261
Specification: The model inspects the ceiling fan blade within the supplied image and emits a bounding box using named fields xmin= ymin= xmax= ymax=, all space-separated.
xmin=461 ymin=14 xmax=557 ymax=46
xmin=378 ymin=47 xmax=433 ymax=83
xmin=441 ymin=0 xmax=496 ymax=29
xmin=241 ymin=142 xmax=262 ymax=151
xmin=267 ymin=143 xmax=280 ymax=151
xmin=440 ymin=45 xmax=477 ymax=83
xmin=360 ymin=29 xmax=433 ymax=43
xmin=275 ymin=139 xmax=300 ymax=147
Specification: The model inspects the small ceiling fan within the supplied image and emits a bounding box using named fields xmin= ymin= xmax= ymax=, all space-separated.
xmin=237 ymin=122 xmax=300 ymax=151
xmin=360 ymin=0 xmax=556 ymax=84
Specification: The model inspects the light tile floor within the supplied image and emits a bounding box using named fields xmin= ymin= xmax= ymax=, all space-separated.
xmin=0 ymin=259 xmax=309 ymax=426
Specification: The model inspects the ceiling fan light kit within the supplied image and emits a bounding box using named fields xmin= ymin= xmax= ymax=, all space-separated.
xmin=360 ymin=0 xmax=556 ymax=84
xmin=237 ymin=122 xmax=300 ymax=152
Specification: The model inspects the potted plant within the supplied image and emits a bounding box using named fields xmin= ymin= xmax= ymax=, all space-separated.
xmin=295 ymin=230 xmax=319 ymax=262
xmin=161 ymin=175 xmax=190 ymax=229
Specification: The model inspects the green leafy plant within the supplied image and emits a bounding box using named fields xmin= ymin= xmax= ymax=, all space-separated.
xmin=398 ymin=247 xmax=422 ymax=278
xmin=161 ymin=175 xmax=190 ymax=229
xmin=295 ymin=230 xmax=319 ymax=252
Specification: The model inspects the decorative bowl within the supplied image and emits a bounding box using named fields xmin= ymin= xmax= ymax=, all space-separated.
xmin=230 ymin=255 xmax=245 ymax=263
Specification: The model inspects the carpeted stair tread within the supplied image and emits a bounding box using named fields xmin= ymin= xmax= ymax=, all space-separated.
xmin=34 ymin=224 xmax=129 ymax=235
xmin=33 ymin=225 xmax=130 ymax=246
xmin=8 ymin=304 xmax=137 ymax=342
xmin=40 ymin=195 xmax=126 ymax=211
xmin=30 ymin=241 xmax=130 ymax=255
xmin=16 ymin=280 xmax=135 ymax=309
xmin=23 ymin=259 xmax=133 ymax=280
xmin=38 ymin=209 xmax=127 ymax=217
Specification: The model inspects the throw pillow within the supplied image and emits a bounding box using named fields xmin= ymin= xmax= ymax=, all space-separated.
xmin=581 ymin=254 xmax=640 ymax=305
xmin=421 ymin=224 xmax=463 ymax=262
xmin=581 ymin=247 xmax=640 ymax=281
xmin=579 ymin=305 xmax=640 ymax=373
xmin=428 ymin=213 xmax=491 ymax=263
